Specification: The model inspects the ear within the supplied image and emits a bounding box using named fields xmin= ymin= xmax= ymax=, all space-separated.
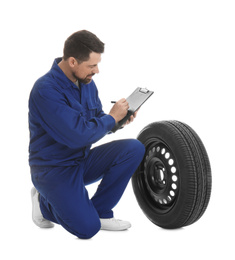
xmin=68 ymin=57 xmax=77 ymax=68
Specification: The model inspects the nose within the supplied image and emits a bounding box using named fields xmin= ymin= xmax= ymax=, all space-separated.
xmin=93 ymin=65 xmax=99 ymax=74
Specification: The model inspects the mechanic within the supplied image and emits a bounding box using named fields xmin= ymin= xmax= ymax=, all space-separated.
xmin=29 ymin=30 xmax=145 ymax=239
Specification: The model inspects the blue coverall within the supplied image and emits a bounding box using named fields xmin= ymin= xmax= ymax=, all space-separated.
xmin=28 ymin=58 xmax=145 ymax=239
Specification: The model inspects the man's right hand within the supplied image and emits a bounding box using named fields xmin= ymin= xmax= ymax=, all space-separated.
xmin=109 ymin=98 xmax=129 ymax=123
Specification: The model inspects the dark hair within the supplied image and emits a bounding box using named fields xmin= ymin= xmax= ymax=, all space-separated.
xmin=63 ymin=30 xmax=105 ymax=62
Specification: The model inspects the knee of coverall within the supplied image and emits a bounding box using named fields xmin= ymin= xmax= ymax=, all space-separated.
xmin=77 ymin=218 xmax=101 ymax=239
xmin=126 ymin=139 xmax=145 ymax=161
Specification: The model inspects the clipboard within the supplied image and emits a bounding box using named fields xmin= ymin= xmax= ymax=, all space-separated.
xmin=111 ymin=87 xmax=154 ymax=132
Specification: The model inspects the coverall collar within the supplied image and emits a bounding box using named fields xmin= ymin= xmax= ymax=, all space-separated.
xmin=51 ymin=58 xmax=80 ymax=90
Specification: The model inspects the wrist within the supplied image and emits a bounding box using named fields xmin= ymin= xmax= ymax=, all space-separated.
xmin=109 ymin=113 xmax=118 ymax=123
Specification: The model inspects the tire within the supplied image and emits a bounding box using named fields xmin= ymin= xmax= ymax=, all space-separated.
xmin=132 ymin=121 xmax=212 ymax=229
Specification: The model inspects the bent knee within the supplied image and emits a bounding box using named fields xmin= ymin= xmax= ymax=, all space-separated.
xmin=76 ymin=219 xmax=101 ymax=239
xmin=126 ymin=139 xmax=145 ymax=159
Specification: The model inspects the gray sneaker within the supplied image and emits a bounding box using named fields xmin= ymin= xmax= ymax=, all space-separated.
xmin=31 ymin=187 xmax=54 ymax=228
xmin=100 ymin=218 xmax=131 ymax=231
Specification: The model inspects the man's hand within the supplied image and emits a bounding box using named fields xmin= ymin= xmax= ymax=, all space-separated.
xmin=123 ymin=109 xmax=139 ymax=126
xmin=109 ymin=98 xmax=129 ymax=123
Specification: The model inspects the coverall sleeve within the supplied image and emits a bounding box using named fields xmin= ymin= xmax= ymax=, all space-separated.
xmin=30 ymin=85 xmax=115 ymax=149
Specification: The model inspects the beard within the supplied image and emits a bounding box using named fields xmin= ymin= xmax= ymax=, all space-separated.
xmin=73 ymin=72 xmax=95 ymax=84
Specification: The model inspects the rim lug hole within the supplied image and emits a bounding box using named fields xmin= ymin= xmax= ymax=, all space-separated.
xmin=168 ymin=159 xmax=174 ymax=165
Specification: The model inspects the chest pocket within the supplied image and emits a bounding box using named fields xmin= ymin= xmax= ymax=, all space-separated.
xmin=86 ymin=99 xmax=99 ymax=119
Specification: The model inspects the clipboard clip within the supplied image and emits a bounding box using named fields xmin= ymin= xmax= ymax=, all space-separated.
xmin=139 ymin=88 xmax=149 ymax=94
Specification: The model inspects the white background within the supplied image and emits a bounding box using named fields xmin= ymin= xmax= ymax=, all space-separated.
xmin=1 ymin=0 xmax=234 ymax=259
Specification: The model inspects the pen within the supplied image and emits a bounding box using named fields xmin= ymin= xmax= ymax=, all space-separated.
xmin=111 ymin=101 xmax=116 ymax=104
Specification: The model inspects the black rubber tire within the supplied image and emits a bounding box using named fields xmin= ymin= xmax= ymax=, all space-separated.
xmin=132 ymin=121 xmax=212 ymax=229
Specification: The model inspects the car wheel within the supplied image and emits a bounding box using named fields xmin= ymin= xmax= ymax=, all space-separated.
xmin=132 ymin=121 xmax=212 ymax=229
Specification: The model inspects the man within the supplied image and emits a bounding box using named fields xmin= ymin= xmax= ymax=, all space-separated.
xmin=29 ymin=30 xmax=145 ymax=239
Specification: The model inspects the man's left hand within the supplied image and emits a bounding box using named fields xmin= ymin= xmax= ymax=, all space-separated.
xmin=123 ymin=110 xmax=139 ymax=127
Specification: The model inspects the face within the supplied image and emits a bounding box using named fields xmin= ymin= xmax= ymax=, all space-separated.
xmin=70 ymin=52 xmax=101 ymax=84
